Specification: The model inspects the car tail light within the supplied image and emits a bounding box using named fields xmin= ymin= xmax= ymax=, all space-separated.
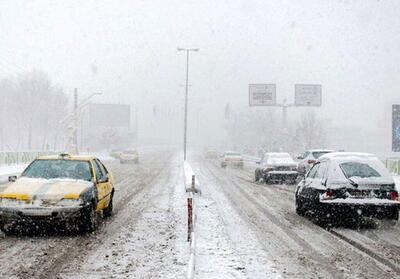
xmin=390 ymin=190 xmax=399 ymax=201
xmin=307 ymin=159 xmax=316 ymax=164
xmin=321 ymin=190 xmax=333 ymax=200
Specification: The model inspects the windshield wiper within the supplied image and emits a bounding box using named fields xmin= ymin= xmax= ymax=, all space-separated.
xmin=347 ymin=177 xmax=358 ymax=188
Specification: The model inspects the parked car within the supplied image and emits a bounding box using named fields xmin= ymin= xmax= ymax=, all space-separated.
xmin=120 ymin=149 xmax=139 ymax=164
xmin=0 ymin=153 xmax=114 ymax=234
xmin=295 ymin=152 xmax=400 ymax=221
xmin=255 ymin=152 xmax=298 ymax=184
xmin=297 ymin=149 xmax=334 ymax=174
xmin=221 ymin=151 xmax=244 ymax=168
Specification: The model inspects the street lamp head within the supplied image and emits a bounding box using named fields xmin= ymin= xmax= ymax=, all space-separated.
xmin=177 ymin=47 xmax=199 ymax=52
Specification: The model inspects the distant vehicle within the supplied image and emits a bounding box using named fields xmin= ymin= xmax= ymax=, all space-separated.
xmin=295 ymin=152 xmax=400 ymax=221
xmin=221 ymin=151 xmax=244 ymax=168
xmin=297 ymin=149 xmax=334 ymax=174
xmin=0 ymin=154 xmax=114 ymax=234
xmin=255 ymin=152 xmax=298 ymax=184
xmin=120 ymin=149 xmax=139 ymax=164
xmin=110 ymin=149 xmax=123 ymax=159
xmin=205 ymin=149 xmax=218 ymax=159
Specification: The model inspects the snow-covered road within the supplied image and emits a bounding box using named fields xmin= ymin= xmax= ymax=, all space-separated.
xmin=1 ymin=150 xmax=400 ymax=278
xmin=191 ymin=154 xmax=400 ymax=279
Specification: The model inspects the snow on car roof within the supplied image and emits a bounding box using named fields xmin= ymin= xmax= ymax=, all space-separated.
xmin=265 ymin=152 xmax=291 ymax=157
xmin=308 ymin=149 xmax=335 ymax=152
xmin=318 ymin=152 xmax=376 ymax=161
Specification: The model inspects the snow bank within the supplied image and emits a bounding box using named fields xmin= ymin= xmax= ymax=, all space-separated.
xmin=0 ymin=164 xmax=27 ymax=176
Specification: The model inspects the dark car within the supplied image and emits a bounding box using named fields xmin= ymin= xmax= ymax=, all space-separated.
xmin=255 ymin=152 xmax=298 ymax=184
xmin=295 ymin=152 xmax=400 ymax=221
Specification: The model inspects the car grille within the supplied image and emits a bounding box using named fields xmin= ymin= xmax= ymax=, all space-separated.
xmin=275 ymin=166 xmax=291 ymax=171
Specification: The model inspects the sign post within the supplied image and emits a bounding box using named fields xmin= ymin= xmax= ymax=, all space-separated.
xmin=393 ymin=105 xmax=400 ymax=152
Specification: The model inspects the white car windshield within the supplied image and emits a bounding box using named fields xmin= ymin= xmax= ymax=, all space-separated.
xmin=226 ymin=152 xmax=241 ymax=157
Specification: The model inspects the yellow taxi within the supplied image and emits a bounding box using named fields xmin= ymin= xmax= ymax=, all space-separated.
xmin=119 ymin=149 xmax=139 ymax=164
xmin=0 ymin=153 xmax=114 ymax=234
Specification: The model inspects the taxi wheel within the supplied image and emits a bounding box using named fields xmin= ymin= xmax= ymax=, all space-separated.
xmin=386 ymin=208 xmax=399 ymax=220
xmin=103 ymin=193 xmax=114 ymax=218
xmin=81 ymin=202 xmax=99 ymax=233
xmin=0 ymin=224 xmax=15 ymax=236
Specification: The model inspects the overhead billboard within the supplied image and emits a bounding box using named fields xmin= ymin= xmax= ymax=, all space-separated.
xmin=89 ymin=103 xmax=130 ymax=128
xmin=393 ymin=104 xmax=400 ymax=152
xmin=249 ymin=84 xmax=276 ymax=106
xmin=295 ymin=84 xmax=322 ymax=106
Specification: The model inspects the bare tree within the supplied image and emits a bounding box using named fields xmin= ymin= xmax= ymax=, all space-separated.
xmin=295 ymin=111 xmax=326 ymax=151
xmin=0 ymin=71 xmax=68 ymax=151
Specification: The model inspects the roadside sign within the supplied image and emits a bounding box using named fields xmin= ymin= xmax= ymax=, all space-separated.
xmin=393 ymin=104 xmax=400 ymax=152
xmin=295 ymin=84 xmax=322 ymax=106
xmin=249 ymin=84 xmax=276 ymax=106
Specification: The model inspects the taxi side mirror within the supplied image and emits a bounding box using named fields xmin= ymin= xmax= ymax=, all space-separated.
xmin=8 ymin=175 xmax=17 ymax=182
xmin=98 ymin=175 xmax=109 ymax=183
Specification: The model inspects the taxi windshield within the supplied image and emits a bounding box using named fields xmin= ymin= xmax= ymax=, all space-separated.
xmin=22 ymin=159 xmax=92 ymax=181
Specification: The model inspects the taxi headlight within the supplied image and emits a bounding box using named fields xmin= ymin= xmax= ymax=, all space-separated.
xmin=56 ymin=198 xmax=84 ymax=207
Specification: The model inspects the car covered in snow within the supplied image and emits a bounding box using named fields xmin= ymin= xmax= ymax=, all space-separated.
xmin=255 ymin=152 xmax=298 ymax=184
xmin=205 ymin=149 xmax=218 ymax=159
xmin=119 ymin=149 xmax=139 ymax=164
xmin=295 ymin=152 xmax=400 ymax=221
xmin=221 ymin=151 xmax=244 ymax=168
xmin=0 ymin=153 xmax=114 ymax=234
xmin=297 ymin=149 xmax=334 ymax=174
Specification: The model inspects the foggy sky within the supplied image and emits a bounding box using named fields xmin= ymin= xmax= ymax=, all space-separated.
xmin=1 ymin=0 xmax=400 ymax=151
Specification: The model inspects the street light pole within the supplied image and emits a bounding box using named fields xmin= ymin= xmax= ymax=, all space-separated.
xmin=178 ymin=47 xmax=199 ymax=161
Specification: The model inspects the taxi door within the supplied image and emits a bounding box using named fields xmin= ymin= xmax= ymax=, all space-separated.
xmin=92 ymin=159 xmax=112 ymax=211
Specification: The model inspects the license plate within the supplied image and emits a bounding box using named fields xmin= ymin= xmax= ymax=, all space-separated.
xmin=350 ymin=191 xmax=372 ymax=198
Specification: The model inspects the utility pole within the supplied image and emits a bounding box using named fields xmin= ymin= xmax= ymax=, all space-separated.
xmin=73 ymin=88 xmax=78 ymax=154
xmin=178 ymin=47 xmax=199 ymax=161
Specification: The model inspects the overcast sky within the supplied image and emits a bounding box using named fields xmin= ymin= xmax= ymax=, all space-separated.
xmin=1 ymin=0 xmax=400 ymax=149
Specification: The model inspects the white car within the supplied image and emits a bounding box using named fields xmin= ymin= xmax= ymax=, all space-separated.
xmin=221 ymin=151 xmax=244 ymax=168
xmin=297 ymin=149 xmax=334 ymax=174
xmin=255 ymin=152 xmax=298 ymax=184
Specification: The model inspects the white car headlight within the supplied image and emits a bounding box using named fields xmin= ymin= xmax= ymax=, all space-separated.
xmin=0 ymin=198 xmax=27 ymax=207
xmin=56 ymin=198 xmax=84 ymax=207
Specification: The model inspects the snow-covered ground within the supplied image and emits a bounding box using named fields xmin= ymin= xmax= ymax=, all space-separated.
xmin=1 ymin=150 xmax=400 ymax=278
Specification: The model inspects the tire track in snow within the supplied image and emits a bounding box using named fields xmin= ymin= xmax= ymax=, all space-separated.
xmin=204 ymin=160 xmax=398 ymax=278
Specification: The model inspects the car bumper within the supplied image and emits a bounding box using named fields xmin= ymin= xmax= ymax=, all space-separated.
xmin=224 ymin=161 xmax=243 ymax=166
xmin=320 ymin=199 xmax=400 ymax=217
xmin=265 ymin=171 xmax=298 ymax=181
xmin=120 ymin=157 xmax=138 ymax=161
xmin=0 ymin=204 xmax=90 ymax=225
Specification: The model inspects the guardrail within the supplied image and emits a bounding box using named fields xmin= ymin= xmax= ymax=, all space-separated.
xmin=0 ymin=152 xmax=57 ymax=165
